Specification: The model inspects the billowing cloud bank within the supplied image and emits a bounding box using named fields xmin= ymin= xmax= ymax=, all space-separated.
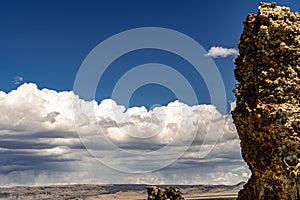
xmin=0 ymin=83 xmax=249 ymax=186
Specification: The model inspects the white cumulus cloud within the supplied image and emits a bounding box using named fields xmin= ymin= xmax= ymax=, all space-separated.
xmin=12 ymin=76 xmax=24 ymax=85
xmin=0 ymin=83 xmax=249 ymax=186
xmin=205 ymin=46 xmax=239 ymax=58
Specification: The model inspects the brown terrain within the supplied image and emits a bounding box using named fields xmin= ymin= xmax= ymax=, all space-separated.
xmin=0 ymin=182 xmax=244 ymax=200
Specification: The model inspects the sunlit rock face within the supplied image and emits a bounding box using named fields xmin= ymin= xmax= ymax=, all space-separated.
xmin=146 ymin=186 xmax=184 ymax=200
xmin=232 ymin=2 xmax=300 ymax=200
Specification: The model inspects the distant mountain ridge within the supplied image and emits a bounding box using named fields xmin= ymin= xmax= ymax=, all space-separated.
xmin=0 ymin=182 xmax=245 ymax=200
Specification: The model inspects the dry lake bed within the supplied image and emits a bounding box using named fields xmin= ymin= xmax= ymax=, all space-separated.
xmin=0 ymin=182 xmax=244 ymax=200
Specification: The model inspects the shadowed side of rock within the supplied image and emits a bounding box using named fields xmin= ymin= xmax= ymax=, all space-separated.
xmin=146 ymin=186 xmax=184 ymax=200
xmin=232 ymin=2 xmax=300 ymax=200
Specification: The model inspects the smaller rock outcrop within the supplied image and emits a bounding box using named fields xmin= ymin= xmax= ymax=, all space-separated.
xmin=146 ymin=186 xmax=184 ymax=200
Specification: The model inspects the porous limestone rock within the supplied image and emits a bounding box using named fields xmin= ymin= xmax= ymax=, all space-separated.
xmin=232 ymin=2 xmax=300 ymax=199
xmin=146 ymin=186 xmax=184 ymax=200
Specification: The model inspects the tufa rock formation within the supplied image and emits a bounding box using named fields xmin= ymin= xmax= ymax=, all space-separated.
xmin=146 ymin=186 xmax=184 ymax=200
xmin=232 ymin=2 xmax=300 ymax=200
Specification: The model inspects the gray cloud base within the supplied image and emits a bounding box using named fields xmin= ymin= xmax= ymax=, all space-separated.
xmin=0 ymin=83 xmax=249 ymax=186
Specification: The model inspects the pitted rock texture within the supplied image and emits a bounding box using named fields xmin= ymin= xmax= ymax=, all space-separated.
xmin=146 ymin=186 xmax=184 ymax=200
xmin=232 ymin=2 xmax=300 ymax=200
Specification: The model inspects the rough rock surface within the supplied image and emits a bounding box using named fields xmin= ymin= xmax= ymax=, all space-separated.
xmin=146 ymin=186 xmax=184 ymax=200
xmin=232 ymin=2 xmax=300 ymax=199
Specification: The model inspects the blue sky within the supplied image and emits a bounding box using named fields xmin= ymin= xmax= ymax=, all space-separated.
xmin=0 ymin=0 xmax=300 ymax=186
xmin=1 ymin=0 xmax=298 ymax=110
